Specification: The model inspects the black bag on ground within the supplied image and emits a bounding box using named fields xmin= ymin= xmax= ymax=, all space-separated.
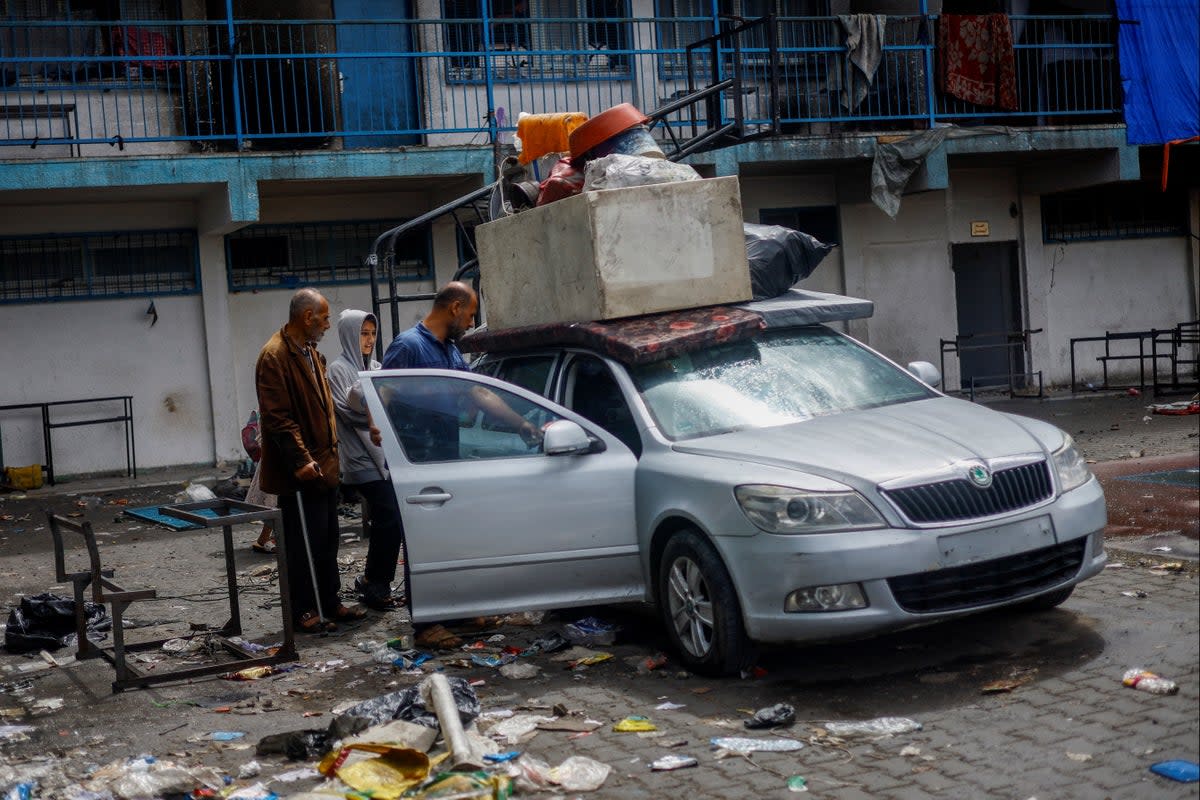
xmin=4 ymin=592 xmax=108 ymax=653
xmin=744 ymin=223 xmax=834 ymax=300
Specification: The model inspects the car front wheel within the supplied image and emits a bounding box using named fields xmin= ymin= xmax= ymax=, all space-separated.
xmin=657 ymin=528 xmax=749 ymax=676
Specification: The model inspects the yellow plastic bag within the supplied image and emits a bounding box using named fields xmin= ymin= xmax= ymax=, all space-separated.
xmin=318 ymin=743 xmax=431 ymax=799
xmin=612 ymin=716 xmax=657 ymax=732
xmin=4 ymin=465 xmax=42 ymax=490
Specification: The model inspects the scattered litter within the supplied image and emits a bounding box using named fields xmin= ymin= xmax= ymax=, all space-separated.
xmin=980 ymin=676 xmax=1033 ymax=694
xmin=822 ymin=717 xmax=923 ymax=736
xmin=225 ymin=783 xmax=277 ymax=800
xmin=1149 ymin=760 xmax=1200 ymax=783
xmin=211 ymin=730 xmax=246 ymax=741
xmin=711 ymin=736 xmax=804 ymax=753
xmin=1066 ymin=752 xmax=1092 ymax=762
xmin=317 ymin=743 xmax=432 ymax=798
xmin=526 ymin=632 xmax=569 ymax=654
xmin=4 ymin=592 xmax=109 ymax=654
xmin=655 ymin=701 xmax=686 ymax=711
xmin=787 ymin=775 xmax=809 ymax=792
xmin=1151 ymin=546 xmax=1173 ymax=553
xmin=502 ymin=610 xmax=547 ymax=626
xmin=900 ymin=745 xmax=922 ymax=757
xmin=613 ymin=716 xmax=657 ymax=732
xmin=484 ymin=750 xmax=522 ymax=763
xmin=1121 ymin=590 xmax=1149 ymax=598
xmin=499 ymin=662 xmax=540 ymax=680
xmin=336 ymin=677 xmax=480 ymax=730
xmin=651 ymin=754 xmax=698 ymax=771
xmin=744 ymin=703 xmax=795 ymax=729
xmin=470 ymin=653 xmax=516 ymax=669
xmin=740 ymin=666 xmax=769 ymax=679
xmin=548 ymin=755 xmax=612 ymax=791
xmin=0 ymin=724 xmax=34 ymax=742
xmin=562 ymin=616 xmax=620 ymax=647
xmin=31 ymin=698 xmax=63 ymax=712
xmin=637 ymin=654 xmax=669 ymax=673
xmin=238 ymin=760 xmax=262 ymax=778
xmin=1149 ymin=562 xmax=1186 ymax=575
xmin=1122 ymin=668 xmax=1179 ymax=695
xmin=1147 ymin=399 xmax=1200 ymax=416
xmin=162 ymin=637 xmax=204 ymax=654
xmin=567 ymin=653 xmax=613 ymax=670
xmin=536 ymin=717 xmax=602 ymax=733
xmin=271 ymin=767 xmax=320 ymax=783
xmin=489 ymin=714 xmax=556 ymax=744
xmin=221 ymin=665 xmax=277 ymax=681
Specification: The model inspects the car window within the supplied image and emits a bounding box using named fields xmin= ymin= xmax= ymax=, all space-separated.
xmin=563 ymin=354 xmax=642 ymax=457
xmin=373 ymin=374 xmax=563 ymax=463
xmin=495 ymin=355 xmax=556 ymax=397
xmin=628 ymin=327 xmax=935 ymax=440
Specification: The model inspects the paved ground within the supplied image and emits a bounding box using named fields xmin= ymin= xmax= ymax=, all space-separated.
xmin=0 ymin=391 xmax=1196 ymax=798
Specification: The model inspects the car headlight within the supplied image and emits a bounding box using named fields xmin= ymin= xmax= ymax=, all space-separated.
xmin=1052 ymin=434 xmax=1092 ymax=493
xmin=735 ymin=484 xmax=886 ymax=534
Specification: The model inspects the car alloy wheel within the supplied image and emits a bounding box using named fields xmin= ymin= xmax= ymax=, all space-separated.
xmin=657 ymin=527 xmax=749 ymax=676
xmin=666 ymin=554 xmax=714 ymax=658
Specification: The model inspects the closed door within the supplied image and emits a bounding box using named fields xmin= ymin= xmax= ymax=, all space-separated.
xmin=952 ymin=242 xmax=1023 ymax=390
xmin=334 ymin=0 xmax=420 ymax=148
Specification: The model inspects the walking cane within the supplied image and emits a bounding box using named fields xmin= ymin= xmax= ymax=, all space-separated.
xmin=295 ymin=488 xmax=330 ymax=631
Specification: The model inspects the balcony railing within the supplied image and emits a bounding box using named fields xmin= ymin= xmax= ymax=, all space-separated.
xmin=0 ymin=13 xmax=1120 ymax=157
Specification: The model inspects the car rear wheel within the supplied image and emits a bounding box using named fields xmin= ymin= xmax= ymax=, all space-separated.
xmin=1014 ymin=585 xmax=1075 ymax=611
xmin=657 ymin=528 xmax=749 ymax=676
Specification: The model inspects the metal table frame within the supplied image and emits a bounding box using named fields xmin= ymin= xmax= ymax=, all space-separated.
xmin=47 ymin=499 xmax=296 ymax=693
xmin=0 ymin=396 xmax=135 ymax=485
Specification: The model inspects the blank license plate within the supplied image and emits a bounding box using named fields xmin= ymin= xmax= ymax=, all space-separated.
xmin=938 ymin=516 xmax=1056 ymax=567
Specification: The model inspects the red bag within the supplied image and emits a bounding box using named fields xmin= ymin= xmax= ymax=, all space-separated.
xmin=536 ymin=157 xmax=585 ymax=206
xmin=241 ymin=410 xmax=262 ymax=462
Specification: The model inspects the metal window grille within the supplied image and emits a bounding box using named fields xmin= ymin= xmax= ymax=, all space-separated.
xmin=226 ymin=220 xmax=431 ymax=290
xmin=1042 ymin=184 xmax=1189 ymax=243
xmin=0 ymin=228 xmax=199 ymax=304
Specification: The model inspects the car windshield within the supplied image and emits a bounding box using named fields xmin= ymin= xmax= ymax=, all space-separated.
xmin=627 ymin=327 xmax=935 ymax=440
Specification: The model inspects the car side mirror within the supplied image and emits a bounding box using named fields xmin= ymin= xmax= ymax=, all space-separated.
xmin=907 ymin=361 xmax=942 ymax=388
xmin=543 ymin=420 xmax=593 ymax=456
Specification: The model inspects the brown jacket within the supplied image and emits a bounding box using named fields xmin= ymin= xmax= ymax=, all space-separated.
xmin=255 ymin=327 xmax=339 ymax=495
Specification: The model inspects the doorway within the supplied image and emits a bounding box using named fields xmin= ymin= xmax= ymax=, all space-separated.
xmin=334 ymin=0 xmax=421 ymax=148
xmin=952 ymin=241 xmax=1024 ymax=390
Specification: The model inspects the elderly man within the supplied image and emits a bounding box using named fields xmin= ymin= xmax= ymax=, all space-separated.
xmin=256 ymin=287 xmax=366 ymax=632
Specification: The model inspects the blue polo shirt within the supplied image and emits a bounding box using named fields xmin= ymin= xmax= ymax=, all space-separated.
xmin=381 ymin=322 xmax=469 ymax=371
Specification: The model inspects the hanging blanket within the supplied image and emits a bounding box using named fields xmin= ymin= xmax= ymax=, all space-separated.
xmin=111 ymin=26 xmax=180 ymax=72
xmin=937 ymin=14 xmax=1018 ymax=111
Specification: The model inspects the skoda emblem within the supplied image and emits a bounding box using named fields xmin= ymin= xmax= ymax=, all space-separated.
xmin=967 ymin=464 xmax=992 ymax=489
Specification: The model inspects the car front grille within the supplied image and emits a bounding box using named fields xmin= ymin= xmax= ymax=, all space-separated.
xmin=888 ymin=538 xmax=1087 ymax=613
xmin=882 ymin=461 xmax=1053 ymax=524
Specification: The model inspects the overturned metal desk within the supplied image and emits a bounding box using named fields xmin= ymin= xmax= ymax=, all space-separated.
xmin=47 ymin=499 xmax=297 ymax=693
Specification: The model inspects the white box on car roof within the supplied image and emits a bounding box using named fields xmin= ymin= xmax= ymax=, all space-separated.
xmin=477 ymin=176 xmax=751 ymax=331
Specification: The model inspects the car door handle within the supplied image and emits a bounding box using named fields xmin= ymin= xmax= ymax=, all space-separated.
xmin=405 ymin=491 xmax=453 ymax=505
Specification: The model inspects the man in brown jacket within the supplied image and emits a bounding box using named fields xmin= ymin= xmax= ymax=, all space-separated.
xmin=256 ymin=288 xmax=366 ymax=632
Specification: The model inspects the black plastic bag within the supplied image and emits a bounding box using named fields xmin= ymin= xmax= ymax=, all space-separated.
xmin=744 ymin=703 xmax=796 ymax=729
xmin=335 ymin=676 xmax=480 ymax=730
xmin=4 ymin=592 xmax=109 ymax=654
xmin=744 ymin=223 xmax=834 ymax=300
xmin=256 ymin=728 xmax=331 ymax=760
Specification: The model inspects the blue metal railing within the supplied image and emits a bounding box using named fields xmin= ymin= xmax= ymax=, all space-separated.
xmin=0 ymin=12 xmax=1120 ymax=155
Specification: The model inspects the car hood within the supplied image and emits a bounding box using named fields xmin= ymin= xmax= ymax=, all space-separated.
xmin=671 ymin=397 xmax=1061 ymax=487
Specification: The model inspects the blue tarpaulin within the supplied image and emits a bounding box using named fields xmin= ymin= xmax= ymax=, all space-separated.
xmin=1116 ymin=0 xmax=1200 ymax=145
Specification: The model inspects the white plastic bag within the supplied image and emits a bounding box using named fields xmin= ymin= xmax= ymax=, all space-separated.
xmin=548 ymin=755 xmax=612 ymax=792
xmin=823 ymin=717 xmax=923 ymax=736
xmin=583 ymin=154 xmax=700 ymax=191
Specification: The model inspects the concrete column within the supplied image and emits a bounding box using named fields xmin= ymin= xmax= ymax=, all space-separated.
xmin=197 ymin=233 xmax=243 ymax=464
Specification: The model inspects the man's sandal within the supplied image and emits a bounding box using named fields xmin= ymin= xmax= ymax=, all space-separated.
xmin=332 ymin=605 xmax=368 ymax=622
xmin=415 ymin=623 xmax=462 ymax=650
xmin=298 ymin=612 xmax=336 ymax=633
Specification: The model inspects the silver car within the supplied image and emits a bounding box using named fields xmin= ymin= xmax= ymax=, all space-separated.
xmin=359 ymin=292 xmax=1107 ymax=676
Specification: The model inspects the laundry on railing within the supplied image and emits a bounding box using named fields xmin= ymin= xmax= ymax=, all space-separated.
xmin=838 ymin=14 xmax=886 ymax=111
xmin=110 ymin=26 xmax=180 ymax=72
xmin=936 ymin=14 xmax=1018 ymax=111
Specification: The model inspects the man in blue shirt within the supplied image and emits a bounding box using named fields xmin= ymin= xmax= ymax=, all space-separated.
xmin=382 ymin=282 xmax=475 ymax=371
xmin=381 ymin=281 xmax=540 ymax=460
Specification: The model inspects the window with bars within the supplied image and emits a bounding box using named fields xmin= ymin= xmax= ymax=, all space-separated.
xmin=1041 ymin=184 xmax=1188 ymax=243
xmin=0 ymin=228 xmax=199 ymax=303
xmin=442 ymin=0 xmax=631 ymax=82
xmin=225 ymin=220 xmax=431 ymax=291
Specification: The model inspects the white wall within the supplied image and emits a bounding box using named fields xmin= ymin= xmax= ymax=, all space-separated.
xmin=0 ymin=295 xmax=214 ymax=476
xmin=2 ymin=90 xmax=190 ymax=160
xmin=739 ymin=174 xmax=845 ymax=296
xmin=840 ymin=189 xmax=956 ymax=382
